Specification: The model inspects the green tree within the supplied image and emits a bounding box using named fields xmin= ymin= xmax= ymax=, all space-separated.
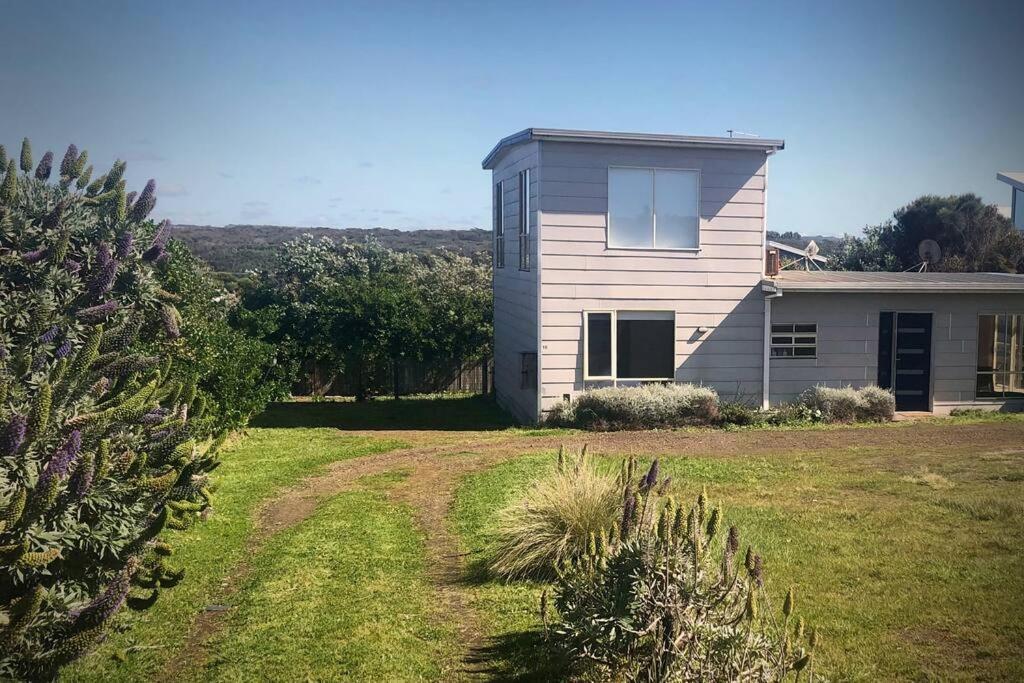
xmin=833 ymin=194 xmax=1024 ymax=272
xmin=0 ymin=143 xmax=222 ymax=679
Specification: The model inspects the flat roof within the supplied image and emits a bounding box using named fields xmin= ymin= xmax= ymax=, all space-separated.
xmin=482 ymin=128 xmax=785 ymax=169
xmin=998 ymin=171 xmax=1024 ymax=191
xmin=763 ymin=271 xmax=1024 ymax=294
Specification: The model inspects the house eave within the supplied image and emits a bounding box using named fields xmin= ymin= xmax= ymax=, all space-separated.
xmin=482 ymin=128 xmax=786 ymax=169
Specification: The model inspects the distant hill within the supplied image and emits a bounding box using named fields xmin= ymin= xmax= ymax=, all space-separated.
xmin=171 ymin=224 xmax=491 ymax=272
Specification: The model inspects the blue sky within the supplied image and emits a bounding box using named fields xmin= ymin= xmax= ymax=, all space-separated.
xmin=1 ymin=0 xmax=1021 ymax=236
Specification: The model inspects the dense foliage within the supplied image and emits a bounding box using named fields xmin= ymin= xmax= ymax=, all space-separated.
xmin=0 ymin=140 xmax=228 ymax=679
xmin=172 ymin=224 xmax=490 ymax=273
xmin=551 ymin=457 xmax=818 ymax=681
xmin=488 ymin=446 xmax=621 ymax=580
xmin=832 ymin=194 xmax=1024 ymax=272
xmin=238 ymin=235 xmax=491 ymax=399
xmin=155 ymin=239 xmax=289 ymax=432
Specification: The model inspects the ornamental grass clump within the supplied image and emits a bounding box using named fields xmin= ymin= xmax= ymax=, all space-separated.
xmin=551 ymin=459 xmax=820 ymax=682
xmin=488 ymin=446 xmax=622 ymax=580
xmin=0 ymin=141 xmax=223 ymax=680
xmin=546 ymin=383 xmax=720 ymax=430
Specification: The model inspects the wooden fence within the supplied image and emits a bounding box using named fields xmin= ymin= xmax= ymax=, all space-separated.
xmin=292 ymin=357 xmax=492 ymax=397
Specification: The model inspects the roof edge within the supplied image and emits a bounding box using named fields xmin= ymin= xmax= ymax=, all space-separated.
xmin=997 ymin=171 xmax=1024 ymax=191
xmin=482 ymin=128 xmax=786 ymax=169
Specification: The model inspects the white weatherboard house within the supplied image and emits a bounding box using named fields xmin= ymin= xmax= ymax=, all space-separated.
xmin=483 ymin=128 xmax=1024 ymax=424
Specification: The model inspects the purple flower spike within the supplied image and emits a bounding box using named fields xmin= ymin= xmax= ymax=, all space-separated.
xmin=77 ymin=300 xmax=119 ymax=323
xmin=60 ymin=144 xmax=79 ymax=177
xmin=69 ymin=458 xmax=94 ymax=501
xmin=115 ymin=230 xmax=134 ymax=259
xmin=621 ymin=492 xmax=637 ymax=537
xmin=1 ymin=415 xmax=27 ymax=456
xmin=88 ymin=258 xmax=119 ymax=297
xmin=642 ymin=459 xmax=660 ymax=491
xmin=55 ymin=340 xmax=73 ymax=359
xmin=70 ymin=560 xmax=137 ymax=628
xmin=130 ymin=180 xmax=156 ymax=222
xmin=39 ymin=325 xmax=61 ymax=344
xmin=40 ymin=430 xmax=82 ymax=486
xmin=96 ymin=243 xmax=112 ymax=268
xmin=35 ymin=151 xmax=54 ymax=180
xmin=64 ymin=258 xmax=82 ymax=274
xmin=32 ymin=352 xmax=48 ymax=371
xmin=21 ymin=248 xmax=48 ymax=264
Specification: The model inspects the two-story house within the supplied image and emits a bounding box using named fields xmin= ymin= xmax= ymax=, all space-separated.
xmin=484 ymin=128 xmax=1024 ymax=424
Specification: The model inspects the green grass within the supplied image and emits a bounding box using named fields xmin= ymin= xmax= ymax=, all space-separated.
xmin=192 ymin=476 xmax=458 ymax=682
xmin=66 ymin=428 xmax=403 ymax=682
xmin=452 ymin=445 xmax=1024 ymax=682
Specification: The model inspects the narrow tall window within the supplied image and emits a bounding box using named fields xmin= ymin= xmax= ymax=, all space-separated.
xmin=518 ymin=169 xmax=530 ymax=271
xmin=520 ymin=352 xmax=537 ymax=390
xmin=494 ymin=181 xmax=505 ymax=269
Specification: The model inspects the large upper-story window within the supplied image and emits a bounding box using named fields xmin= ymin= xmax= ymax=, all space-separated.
xmin=608 ymin=167 xmax=700 ymax=250
xmin=977 ymin=314 xmax=1024 ymax=398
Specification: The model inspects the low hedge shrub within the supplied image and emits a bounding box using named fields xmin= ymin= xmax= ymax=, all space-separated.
xmin=545 ymin=384 xmax=719 ymax=431
xmin=546 ymin=383 xmax=895 ymax=431
xmin=799 ymin=385 xmax=895 ymax=423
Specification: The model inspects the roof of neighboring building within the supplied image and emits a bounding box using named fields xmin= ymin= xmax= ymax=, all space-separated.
xmin=997 ymin=171 xmax=1024 ymax=191
xmin=762 ymin=271 xmax=1024 ymax=294
xmin=767 ymin=240 xmax=828 ymax=263
xmin=482 ymin=128 xmax=786 ymax=169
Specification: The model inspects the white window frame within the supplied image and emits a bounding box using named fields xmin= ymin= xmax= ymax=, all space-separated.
xmin=770 ymin=323 xmax=817 ymax=358
xmin=583 ymin=309 xmax=676 ymax=382
xmin=606 ymin=166 xmax=701 ymax=252
xmin=975 ymin=312 xmax=1024 ymax=399
xmin=518 ymin=169 xmax=530 ymax=271
xmin=494 ymin=180 xmax=505 ymax=269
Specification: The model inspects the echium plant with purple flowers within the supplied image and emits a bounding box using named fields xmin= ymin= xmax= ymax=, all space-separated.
xmin=551 ymin=455 xmax=820 ymax=682
xmin=0 ymin=139 xmax=226 ymax=680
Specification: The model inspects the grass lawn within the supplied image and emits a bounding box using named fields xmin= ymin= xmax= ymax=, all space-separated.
xmin=192 ymin=471 xmax=460 ymax=682
xmin=452 ymin=441 xmax=1024 ymax=682
xmin=65 ymin=398 xmax=1024 ymax=682
xmin=65 ymin=428 xmax=404 ymax=682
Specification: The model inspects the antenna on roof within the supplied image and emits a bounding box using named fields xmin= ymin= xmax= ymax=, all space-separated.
xmin=906 ymin=239 xmax=942 ymax=272
xmin=726 ymin=130 xmax=760 ymax=139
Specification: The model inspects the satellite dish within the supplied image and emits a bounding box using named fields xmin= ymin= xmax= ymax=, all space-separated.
xmin=918 ymin=239 xmax=942 ymax=265
xmin=805 ymin=240 xmax=820 ymax=259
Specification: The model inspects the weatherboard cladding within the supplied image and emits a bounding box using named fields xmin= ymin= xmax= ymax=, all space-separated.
xmin=770 ymin=292 xmax=1024 ymax=411
xmin=491 ymin=141 xmax=539 ymax=424
xmin=536 ymin=141 xmax=770 ymax=415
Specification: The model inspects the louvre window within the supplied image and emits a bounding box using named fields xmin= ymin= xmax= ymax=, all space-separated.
xmin=770 ymin=323 xmax=817 ymax=358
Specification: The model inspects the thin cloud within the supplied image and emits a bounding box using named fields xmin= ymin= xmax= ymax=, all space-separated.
xmin=161 ymin=183 xmax=188 ymax=197
xmin=358 ymin=161 xmax=374 ymax=168
xmin=219 ymin=172 xmax=234 ymax=179
xmin=123 ymin=149 xmax=166 ymax=163
xmin=295 ymin=175 xmax=322 ymax=185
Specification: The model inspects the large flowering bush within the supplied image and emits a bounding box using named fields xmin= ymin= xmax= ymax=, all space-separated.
xmin=0 ymin=140 xmax=222 ymax=679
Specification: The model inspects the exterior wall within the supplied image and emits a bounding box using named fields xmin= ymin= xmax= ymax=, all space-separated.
xmin=769 ymin=292 xmax=1024 ymax=412
xmin=491 ymin=142 xmax=540 ymax=423
xmin=537 ymin=141 xmax=770 ymax=417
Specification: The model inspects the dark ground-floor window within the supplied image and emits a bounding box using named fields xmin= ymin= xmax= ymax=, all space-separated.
xmin=584 ymin=311 xmax=674 ymax=380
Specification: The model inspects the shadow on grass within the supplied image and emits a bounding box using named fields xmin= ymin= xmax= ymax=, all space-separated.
xmin=465 ymin=630 xmax=569 ymax=682
xmin=250 ymin=394 xmax=518 ymax=431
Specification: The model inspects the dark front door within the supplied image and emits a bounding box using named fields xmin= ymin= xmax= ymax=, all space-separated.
xmin=887 ymin=312 xmax=933 ymax=411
